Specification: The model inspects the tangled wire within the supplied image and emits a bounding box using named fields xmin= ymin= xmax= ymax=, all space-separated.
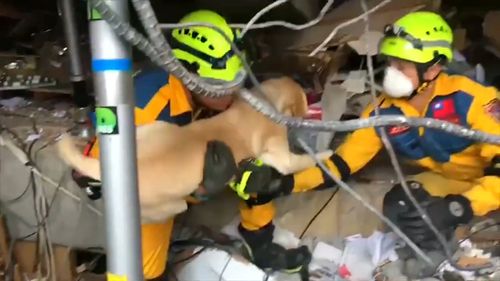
xmin=85 ymin=0 xmax=499 ymax=276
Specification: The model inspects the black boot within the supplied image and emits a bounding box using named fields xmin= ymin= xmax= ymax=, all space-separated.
xmin=238 ymin=222 xmax=311 ymax=273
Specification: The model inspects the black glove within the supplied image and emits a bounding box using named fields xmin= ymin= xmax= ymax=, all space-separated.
xmin=71 ymin=169 xmax=102 ymax=200
xmin=200 ymin=140 xmax=238 ymax=198
xmin=229 ymin=159 xmax=291 ymax=201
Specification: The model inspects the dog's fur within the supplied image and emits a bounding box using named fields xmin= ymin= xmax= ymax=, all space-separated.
xmin=57 ymin=77 xmax=332 ymax=223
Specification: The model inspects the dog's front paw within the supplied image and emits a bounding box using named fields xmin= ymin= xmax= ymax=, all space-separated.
xmin=316 ymin=149 xmax=333 ymax=160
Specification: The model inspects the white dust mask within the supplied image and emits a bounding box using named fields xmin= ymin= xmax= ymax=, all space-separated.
xmin=382 ymin=66 xmax=415 ymax=98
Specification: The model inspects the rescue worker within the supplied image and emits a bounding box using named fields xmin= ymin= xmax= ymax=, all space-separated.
xmin=232 ymin=11 xmax=499 ymax=255
xmin=72 ymin=9 xmax=308 ymax=280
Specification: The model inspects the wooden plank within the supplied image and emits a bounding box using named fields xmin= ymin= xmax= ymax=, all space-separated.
xmin=0 ymin=215 xmax=10 ymax=268
xmin=54 ymin=246 xmax=77 ymax=281
xmin=13 ymin=241 xmax=37 ymax=275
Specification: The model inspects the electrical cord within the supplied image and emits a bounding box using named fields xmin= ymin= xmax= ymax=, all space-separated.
xmin=157 ymin=21 xmax=500 ymax=144
xmin=299 ymin=187 xmax=339 ymax=239
xmin=309 ymin=0 xmax=392 ymax=56
xmin=229 ymin=0 xmax=335 ymax=33
xmin=169 ymin=238 xmax=240 ymax=280
xmin=360 ymin=0 xmax=448 ymax=268
xmin=85 ymin=0 xmax=499 ymax=276
xmin=0 ymin=132 xmax=103 ymax=216
xmin=91 ymin=0 xmax=500 ymax=145
xmin=1 ymin=133 xmax=59 ymax=281
xmin=26 ymin=134 xmax=56 ymax=281
xmin=219 ymin=255 xmax=232 ymax=281
xmin=91 ymin=0 xmax=244 ymax=98
xmin=296 ymin=138 xmax=434 ymax=265
xmin=360 ymin=0 xmax=491 ymax=272
xmin=172 ymin=247 xmax=207 ymax=265
xmin=238 ymin=0 xmax=289 ymax=37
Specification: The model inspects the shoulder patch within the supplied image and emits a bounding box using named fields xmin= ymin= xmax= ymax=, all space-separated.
xmin=483 ymin=98 xmax=500 ymax=121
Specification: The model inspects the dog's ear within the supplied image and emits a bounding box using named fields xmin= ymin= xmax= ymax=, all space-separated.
xmin=273 ymin=77 xmax=309 ymax=117
xmin=259 ymin=77 xmax=309 ymax=117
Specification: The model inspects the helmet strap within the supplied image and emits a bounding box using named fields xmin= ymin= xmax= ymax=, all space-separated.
xmin=408 ymin=58 xmax=442 ymax=99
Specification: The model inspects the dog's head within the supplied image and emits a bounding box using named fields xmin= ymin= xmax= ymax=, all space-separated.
xmin=254 ymin=77 xmax=309 ymax=118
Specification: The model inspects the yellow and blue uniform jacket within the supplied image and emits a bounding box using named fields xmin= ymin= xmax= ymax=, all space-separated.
xmin=85 ymin=66 xmax=193 ymax=157
xmin=287 ymin=73 xmax=500 ymax=216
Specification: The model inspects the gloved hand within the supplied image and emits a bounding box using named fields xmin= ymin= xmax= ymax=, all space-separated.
xmin=229 ymin=159 xmax=289 ymax=200
xmin=199 ymin=140 xmax=238 ymax=198
xmin=71 ymin=169 xmax=102 ymax=200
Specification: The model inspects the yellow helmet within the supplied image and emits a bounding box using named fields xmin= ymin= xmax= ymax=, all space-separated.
xmin=379 ymin=11 xmax=453 ymax=64
xmin=171 ymin=10 xmax=244 ymax=82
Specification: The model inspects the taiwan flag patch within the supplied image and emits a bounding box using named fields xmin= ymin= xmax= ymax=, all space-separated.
xmin=432 ymin=98 xmax=460 ymax=124
xmin=484 ymin=98 xmax=500 ymax=122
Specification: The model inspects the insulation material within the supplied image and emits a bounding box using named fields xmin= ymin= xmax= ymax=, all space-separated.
xmin=174 ymin=248 xmax=274 ymax=281
xmin=315 ymin=83 xmax=349 ymax=151
xmin=347 ymin=31 xmax=384 ymax=56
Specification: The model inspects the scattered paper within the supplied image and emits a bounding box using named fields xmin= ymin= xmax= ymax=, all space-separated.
xmin=312 ymin=241 xmax=343 ymax=262
xmin=345 ymin=231 xmax=399 ymax=266
xmin=309 ymin=232 xmax=401 ymax=281
xmin=309 ymin=242 xmax=342 ymax=281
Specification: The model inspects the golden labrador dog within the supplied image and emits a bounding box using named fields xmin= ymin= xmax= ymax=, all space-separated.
xmin=57 ymin=76 xmax=332 ymax=223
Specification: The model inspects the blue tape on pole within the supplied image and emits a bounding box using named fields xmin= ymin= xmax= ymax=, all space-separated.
xmin=92 ymin=59 xmax=132 ymax=72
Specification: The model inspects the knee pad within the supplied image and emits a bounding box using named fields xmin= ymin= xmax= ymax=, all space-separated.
xmin=382 ymin=180 xmax=430 ymax=222
xmin=383 ymin=181 xmax=429 ymax=207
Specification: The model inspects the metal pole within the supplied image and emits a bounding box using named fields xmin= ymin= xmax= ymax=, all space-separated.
xmin=60 ymin=0 xmax=94 ymax=140
xmin=88 ymin=1 xmax=144 ymax=280
xmin=60 ymin=0 xmax=90 ymax=107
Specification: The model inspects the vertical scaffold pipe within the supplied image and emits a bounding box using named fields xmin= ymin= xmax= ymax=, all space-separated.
xmin=60 ymin=0 xmax=93 ymax=139
xmin=60 ymin=0 xmax=90 ymax=107
xmin=87 ymin=0 xmax=144 ymax=280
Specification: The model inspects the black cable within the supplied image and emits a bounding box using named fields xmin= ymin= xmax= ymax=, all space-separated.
xmin=3 ymin=176 xmax=33 ymax=204
xmin=299 ymin=187 xmax=339 ymax=239
xmin=17 ymin=230 xmax=39 ymax=240
xmin=3 ymin=134 xmax=64 ymax=231
xmin=218 ymin=255 xmax=232 ymax=281
xmin=172 ymin=247 xmax=207 ymax=265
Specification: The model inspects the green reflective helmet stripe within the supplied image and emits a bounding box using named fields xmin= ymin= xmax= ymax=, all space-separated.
xmin=379 ymin=37 xmax=453 ymax=64
xmin=379 ymin=11 xmax=453 ymax=64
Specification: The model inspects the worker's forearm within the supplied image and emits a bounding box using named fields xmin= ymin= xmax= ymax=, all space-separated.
xmin=288 ymin=154 xmax=350 ymax=193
